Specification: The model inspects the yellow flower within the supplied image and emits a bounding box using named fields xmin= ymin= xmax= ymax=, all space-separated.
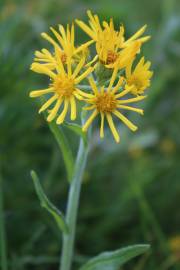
xmin=76 ymin=10 xmax=150 ymax=68
xmin=125 ymin=57 xmax=153 ymax=95
xmin=33 ymin=24 xmax=93 ymax=70
xmin=81 ymin=67 xmax=146 ymax=143
xmin=30 ymin=56 xmax=93 ymax=124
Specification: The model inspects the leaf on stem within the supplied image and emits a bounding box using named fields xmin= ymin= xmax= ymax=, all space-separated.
xmin=30 ymin=170 xmax=69 ymax=234
xmin=40 ymin=96 xmax=74 ymax=182
xmin=63 ymin=122 xmax=87 ymax=145
xmin=79 ymin=244 xmax=150 ymax=270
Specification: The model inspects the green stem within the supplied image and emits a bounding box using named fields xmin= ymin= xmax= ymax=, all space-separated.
xmin=77 ymin=85 xmax=109 ymax=91
xmin=77 ymin=85 xmax=92 ymax=91
xmin=60 ymin=137 xmax=89 ymax=270
xmin=0 ymin=173 xmax=8 ymax=270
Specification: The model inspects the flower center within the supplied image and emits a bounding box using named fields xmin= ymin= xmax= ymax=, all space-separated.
xmin=53 ymin=77 xmax=74 ymax=98
xmin=95 ymin=92 xmax=117 ymax=113
xmin=106 ymin=50 xmax=118 ymax=64
xmin=61 ymin=53 xmax=67 ymax=63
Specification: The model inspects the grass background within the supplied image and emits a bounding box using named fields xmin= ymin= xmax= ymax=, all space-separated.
xmin=0 ymin=0 xmax=180 ymax=269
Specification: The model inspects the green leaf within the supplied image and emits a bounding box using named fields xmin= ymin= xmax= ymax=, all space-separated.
xmin=48 ymin=121 xmax=74 ymax=182
xmin=79 ymin=244 xmax=150 ymax=270
xmin=30 ymin=170 xmax=69 ymax=234
xmin=40 ymin=97 xmax=74 ymax=182
xmin=63 ymin=122 xmax=87 ymax=145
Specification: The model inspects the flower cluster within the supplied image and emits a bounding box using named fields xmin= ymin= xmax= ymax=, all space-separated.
xmin=30 ymin=10 xmax=153 ymax=142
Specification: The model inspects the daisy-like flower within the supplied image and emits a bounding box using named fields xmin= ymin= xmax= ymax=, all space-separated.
xmin=81 ymin=67 xmax=146 ymax=143
xmin=125 ymin=57 xmax=153 ymax=95
xmin=76 ymin=10 xmax=150 ymax=68
xmin=33 ymin=23 xmax=93 ymax=70
xmin=30 ymin=56 xmax=93 ymax=124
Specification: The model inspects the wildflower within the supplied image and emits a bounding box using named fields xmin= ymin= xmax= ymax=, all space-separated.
xmin=82 ymin=67 xmax=146 ymax=142
xmin=76 ymin=10 xmax=150 ymax=68
xmin=30 ymin=56 xmax=93 ymax=124
xmin=33 ymin=24 xmax=93 ymax=70
xmin=125 ymin=57 xmax=153 ymax=95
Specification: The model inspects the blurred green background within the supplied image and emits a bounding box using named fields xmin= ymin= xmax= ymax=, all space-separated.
xmin=0 ymin=0 xmax=180 ymax=269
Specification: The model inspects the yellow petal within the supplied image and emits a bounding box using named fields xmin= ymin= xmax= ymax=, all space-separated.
xmin=50 ymin=27 xmax=65 ymax=48
xmin=88 ymin=77 xmax=98 ymax=94
xmin=73 ymin=57 xmax=86 ymax=78
xmin=117 ymin=95 xmax=146 ymax=104
xmin=107 ymin=65 xmax=119 ymax=92
xmin=75 ymin=40 xmax=95 ymax=54
xmin=29 ymin=87 xmax=54 ymax=98
xmin=47 ymin=99 xmax=63 ymax=122
xmin=117 ymin=105 xmax=144 ymax=115
xmin=41 ymin=32 xmax=59 ymax=48
xmin=113 ymin=110 xmax=138 ymax=131
xmin=70 ymin=96 xmax=76 ymax=120
xmin=39 ymin=95 xmax=58 ymax=113
xmin=71 ymin=23 xmax=75 ymax=45
xmin=115 ymin=86 xmax=133 ymax=98
xmin=125 ymin=61 xmax=133 ymax=78
xmin=100 ymin=112 xmax=105 ymax=138
xmin=124 ymin=25 xmax=147 ymax=45
xmin=59 ymin=25 xmax=67 ymax=43
xmin=67 ymin=58 xmax=72 ymax=77
xmin=85 ymin=54 xmax=98 ymax=67
xmin=112 ymin=77 xmax=124 ymax=94
xmin=73 ymin=92 xmax=84 ymax=100
xmin=106 ymin=113 xmax=120 ymax=143
xmin=54 ymin=47 xmax=66 ymax=75
xmin=30 ymin=63 xmax=56 ymax=78
xmin=56 ymin=99 xmax=69 ymax=124
xmin=83 ymin=105 xmax=96 ymax=111
xmin=76 ymin=19 xmax=96 ymax=40
xmin=76 ymin=88 xmax=94 ymax=98
xmin=82 ymin=110 xmax=98 ymax=132
xmin=75 ymin=67 xmax=93 ymax=84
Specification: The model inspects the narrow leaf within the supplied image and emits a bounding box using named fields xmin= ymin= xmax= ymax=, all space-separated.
xmin=30 ymin=170 xmax=69 ymax=234
xmin=40 ymin=96 xmax=74 ymax=182
xmin=63 ymin=122 xmax=87 ymax=145
xmin=80 ymin=244 xmax=150 ymax=270
xmin=48 ymin=121 xmax=74 ymax=182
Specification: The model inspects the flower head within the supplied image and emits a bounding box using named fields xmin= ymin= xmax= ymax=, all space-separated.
xmin=30 ymin=13 xmax=153 ymax=143
xmin=76 ymin=10 xmax=150 ymax=69
xmin=82 ymin=67 xmax=146 ymax=142
xmin=125 ymin=57 xmax=153 ymax=95
xmin=33 ymin=24 xmax=93 ymax=70
xmin=30 ymin=56 xmax=93 ymax=124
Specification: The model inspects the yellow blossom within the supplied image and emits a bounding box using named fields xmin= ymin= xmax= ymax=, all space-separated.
xmin=33 ymin=23 xmax=93 ymax=70
xmin=125 ymin=57 xmax=153 ymax=95
xmin=81 ymin=66 xmax=146 ymax=143
xmin=30 ymin=56 xmax=93 ymax=124
xmin=76 ymin=10 xmax=150 ymax=68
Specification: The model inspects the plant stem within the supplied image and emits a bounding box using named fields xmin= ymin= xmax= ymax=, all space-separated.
xmin=77 ymin=85 xmax=109 ymax=91
xmin=0 ymin=173 xmax=8 ymax=270
xmin=60 ymin=138 xmax=89 ymax=270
